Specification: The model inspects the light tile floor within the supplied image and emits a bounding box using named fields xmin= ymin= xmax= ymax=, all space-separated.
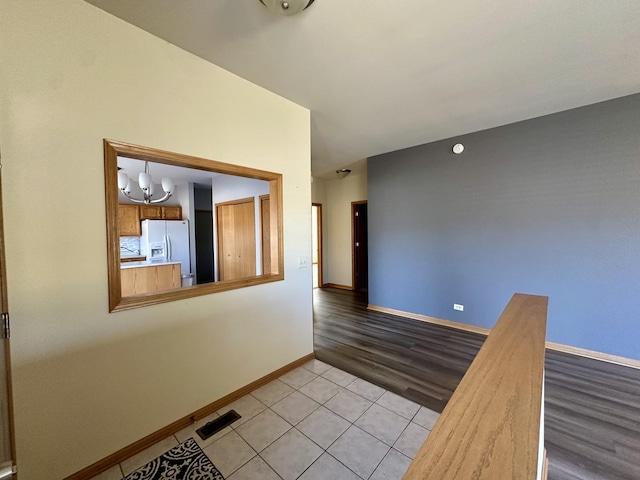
xmin=91 ymin=360 xmax=440 ymax=480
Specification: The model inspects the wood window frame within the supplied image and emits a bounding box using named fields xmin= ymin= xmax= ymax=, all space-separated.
xmin=104 ymin=139 xmax=284 ymax=313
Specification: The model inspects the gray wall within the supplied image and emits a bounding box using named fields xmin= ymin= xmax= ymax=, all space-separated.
xmin=368 ymin=94 xmax=640 ymax=360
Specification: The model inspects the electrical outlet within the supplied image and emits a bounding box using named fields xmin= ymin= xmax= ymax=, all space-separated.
xmin=453 ymin=304 xmax=464 ymax=311
xmin=297 ymin=256 xmax=308 ymax=268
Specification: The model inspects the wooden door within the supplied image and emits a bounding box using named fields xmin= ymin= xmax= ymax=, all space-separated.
xmin=260 ymin=195 xmax=271 ymax=275
xmin=352 ymin=201 xmax=368 ymax=291
xmin=216 ymin=197 xmax=256 ymax=281
xmin=0 ymin=169 xmax=16 ymax=477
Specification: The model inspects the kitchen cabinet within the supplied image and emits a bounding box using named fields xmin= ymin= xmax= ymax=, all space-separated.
xmin=139 ymin=205 xmax=162 ymax=220
xmin=118 ymin=204 xmax=141 ymax=236
xmin=163 ymin=206 xmax=182 ymax=219
xmin=121 ymin=263 xmax=181 ymax=296
xmin=140 ymin=205 xmax=182 ymax=220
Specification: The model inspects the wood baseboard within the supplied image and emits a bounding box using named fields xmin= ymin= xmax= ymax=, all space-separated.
xmin=322 ymin=283 xmax=353 ymax=291
xmin=368 ymin=304 xmax=640 ymax=370
xmin=66 ymin=352 xmax=315 ymax=480
xmin=367 ymin=304 xmax=491 ymax=336
xmin=544 ymin=341 xmax=640 ymax=369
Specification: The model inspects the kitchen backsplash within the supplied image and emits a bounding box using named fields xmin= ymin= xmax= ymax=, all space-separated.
xmin=120 ymin=236 xmax=141 ymax=256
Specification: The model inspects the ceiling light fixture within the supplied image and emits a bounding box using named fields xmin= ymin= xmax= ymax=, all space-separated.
xmin=452 ymin=143 xmax=465 ymax=154
xmin=336 ymin=168 xmax=351 ymax=179
xmin=117 ymin=161 xmax=175 ymax=204
xmin=259 ymin=0 xmax=315 ymax=16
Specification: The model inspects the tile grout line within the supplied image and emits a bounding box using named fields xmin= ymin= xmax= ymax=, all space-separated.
xmin=255 ymin=452 xmax=285 ymax=480
xmin=261 ymin=362 xmax=383 ymax=479
xmin=263 ymin=362 xmax=430 ymax=478
xmin=114 ymin=361 xmax=428 ymax=480
xmin=290 ymin=364 xmax=403 ymax=478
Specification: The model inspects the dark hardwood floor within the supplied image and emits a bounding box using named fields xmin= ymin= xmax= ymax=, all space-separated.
xmin=313 ymin=287 xmax=640 ymax=480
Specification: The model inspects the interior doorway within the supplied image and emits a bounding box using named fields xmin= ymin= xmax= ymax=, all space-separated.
xmin=0 ymin=169 xmax=16 ymax=478
xmin=194 ymin=210 xmax=214 ymax=284
xmin=194 ymin=185 xmax=214 ymax=284
xmin=312 ymin=204 xmax=323 ymax=288
xmin=352 ymin=201 xmax=368 ymax=291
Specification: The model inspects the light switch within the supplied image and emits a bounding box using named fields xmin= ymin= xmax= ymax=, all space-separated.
xmin=298 ymin=256 xmax=308 ymax=268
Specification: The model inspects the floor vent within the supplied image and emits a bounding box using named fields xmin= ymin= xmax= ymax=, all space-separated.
xmin=196 ymin=410 xmax=241 ymax=440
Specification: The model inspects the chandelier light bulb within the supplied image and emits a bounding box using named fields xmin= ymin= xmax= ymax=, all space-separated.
xmin=138 ymin=171 xmax=152 ymax=190
xmin=161 ymin=178 xmax=175 ymax=194
xmin=118 ymin=171 xmax=130 ymax=190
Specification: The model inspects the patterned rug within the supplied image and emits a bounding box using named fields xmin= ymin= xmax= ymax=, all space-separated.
xmin=124 ymin=438 xmax=225 ymax=480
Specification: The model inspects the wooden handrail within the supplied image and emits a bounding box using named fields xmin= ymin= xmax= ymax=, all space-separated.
xmin=403 ymin=293 xmax=548 ymax=480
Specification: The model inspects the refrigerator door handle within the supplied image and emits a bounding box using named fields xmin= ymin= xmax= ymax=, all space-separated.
xmin=164 ymin=235 xmax=169 ymax=261
xmin=167 ymin=235 xmax=172 ymax=261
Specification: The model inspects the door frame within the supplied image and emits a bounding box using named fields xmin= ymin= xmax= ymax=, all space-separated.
xmin=312 ymin=203 xmax=323 ymax=288
xmin=351 ymin=200 xmax=367 ymax=291
xmin=0 ymin=167 xmax=16 ymax=475
xmin=260 ymin=194 xmax=271 ymax=276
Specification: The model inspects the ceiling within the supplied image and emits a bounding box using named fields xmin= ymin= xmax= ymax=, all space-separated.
xmin=88 ymin=0 xmax=640 ymax=178
xmin=118 ymin=156 xmax=222 ymax=186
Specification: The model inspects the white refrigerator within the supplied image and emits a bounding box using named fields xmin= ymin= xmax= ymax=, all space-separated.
xmin=141 ymin=220 xmax=191 ymax=275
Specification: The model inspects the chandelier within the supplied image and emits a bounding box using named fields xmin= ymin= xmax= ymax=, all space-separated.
xmin=117 ymin=161 xmax=174 ymax=204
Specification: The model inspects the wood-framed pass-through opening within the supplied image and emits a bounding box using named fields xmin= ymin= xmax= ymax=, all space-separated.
xmin=104 ymin=139 xmax=284 ymax=312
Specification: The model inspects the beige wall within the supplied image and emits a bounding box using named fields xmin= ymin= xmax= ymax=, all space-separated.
xmin=322 ymin=173 xmax=368 ymax=288
xmin=0 ymin=1 xmax=312 ymax=478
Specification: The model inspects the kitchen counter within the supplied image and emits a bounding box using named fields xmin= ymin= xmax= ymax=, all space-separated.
xmin=120 ymin=261 xmax=182 ymax=270
xmin=121 ymin=256 xmax=146 ymax=263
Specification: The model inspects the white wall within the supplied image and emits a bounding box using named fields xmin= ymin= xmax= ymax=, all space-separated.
xmin=0 ymin=1 xmax=312 ymax=478
xmin=324 ymin=173 xmax=368 ymax=287
xmin=175 ymin=183 xmax=198 ymax=275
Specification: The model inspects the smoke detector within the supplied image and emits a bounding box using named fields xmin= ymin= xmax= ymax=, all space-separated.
xmin=452 ymin=143 xmax=465 ymax=154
